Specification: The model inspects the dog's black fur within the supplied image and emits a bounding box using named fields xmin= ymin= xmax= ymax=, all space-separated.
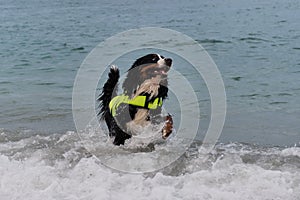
xmin=98 ymin=54 xmax=172 ymax=145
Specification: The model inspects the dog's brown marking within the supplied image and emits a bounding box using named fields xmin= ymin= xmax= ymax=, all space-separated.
xmin=140 ymin=63 xmax=158 ymax=79
xmin=162 ymin=114 xmax=173 ymax=139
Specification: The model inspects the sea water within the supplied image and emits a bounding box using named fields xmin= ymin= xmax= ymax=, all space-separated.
xmin=0 ymin=129 xmax=299 ymax=199
xmin=1 ymin=0 xmax=300 ymax=199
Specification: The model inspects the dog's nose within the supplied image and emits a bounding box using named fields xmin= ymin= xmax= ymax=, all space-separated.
xmin=165 ymin=58 xmax=172 ymax=67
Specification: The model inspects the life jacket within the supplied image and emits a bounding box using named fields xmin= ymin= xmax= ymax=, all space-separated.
xmin=109 ymin=94 xmax=162 ymax=117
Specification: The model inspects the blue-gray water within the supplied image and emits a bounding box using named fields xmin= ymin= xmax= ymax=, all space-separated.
xmin=1 ymin=0 xmax=300 ymax=199
xmin=1 ymin=0 xmax=299 ymax=146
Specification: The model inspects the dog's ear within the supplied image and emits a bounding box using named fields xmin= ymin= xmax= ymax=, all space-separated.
xmin=122 ymin=68 xmax=140 ymax=96
xmin=122 ymin=57 xmax=144 ymax=95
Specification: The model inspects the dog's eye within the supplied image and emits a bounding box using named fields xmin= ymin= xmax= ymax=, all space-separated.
xmin=161 ymin=56 xmax=165 ymax=59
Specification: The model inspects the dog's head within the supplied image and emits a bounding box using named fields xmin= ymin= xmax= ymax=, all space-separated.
xmin=130 ymin=54 xmax=172 ymax=78
xmin=122 ymin=54 xmax=172 ymax=96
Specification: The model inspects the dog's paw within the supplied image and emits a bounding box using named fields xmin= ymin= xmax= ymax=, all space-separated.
xmin=162 ymin=114 xmax=173 ymax=139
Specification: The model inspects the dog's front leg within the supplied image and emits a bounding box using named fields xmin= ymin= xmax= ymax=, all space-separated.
xmin=162 ymin=114 xmax=173 ymax=139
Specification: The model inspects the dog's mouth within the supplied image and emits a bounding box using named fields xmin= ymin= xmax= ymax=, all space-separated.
xmin=139 ymin=57 xmax=172 ymax=79
xmin=154 ymin=58 xmax=172 ymax=76
xmin=154 ymin=66 xmax=170 ymax=75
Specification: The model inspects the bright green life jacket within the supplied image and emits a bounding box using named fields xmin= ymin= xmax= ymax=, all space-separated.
xmin=109 ymin=94 xmax=163 ymax=117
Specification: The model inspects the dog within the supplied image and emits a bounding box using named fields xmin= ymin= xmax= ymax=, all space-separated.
xmin=98 ymin=54 xmax=173 ymax=145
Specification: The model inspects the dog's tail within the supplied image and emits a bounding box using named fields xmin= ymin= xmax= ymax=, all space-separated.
xmin=98 ymin=65 xmax=132 ymax=145
xmin=98 ymin=65 xmax=119 ymax=121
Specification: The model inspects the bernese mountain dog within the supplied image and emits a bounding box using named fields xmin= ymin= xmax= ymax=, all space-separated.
xmin=98 ymin=54 xmax=173 ymax=145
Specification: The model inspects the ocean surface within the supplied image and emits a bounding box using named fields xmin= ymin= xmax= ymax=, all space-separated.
xmin=1 ymin=0 xmax=300 ymax=199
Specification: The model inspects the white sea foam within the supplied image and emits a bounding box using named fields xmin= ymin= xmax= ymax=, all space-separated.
xmin=0 ymin=131 xmax=299 ymax=200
